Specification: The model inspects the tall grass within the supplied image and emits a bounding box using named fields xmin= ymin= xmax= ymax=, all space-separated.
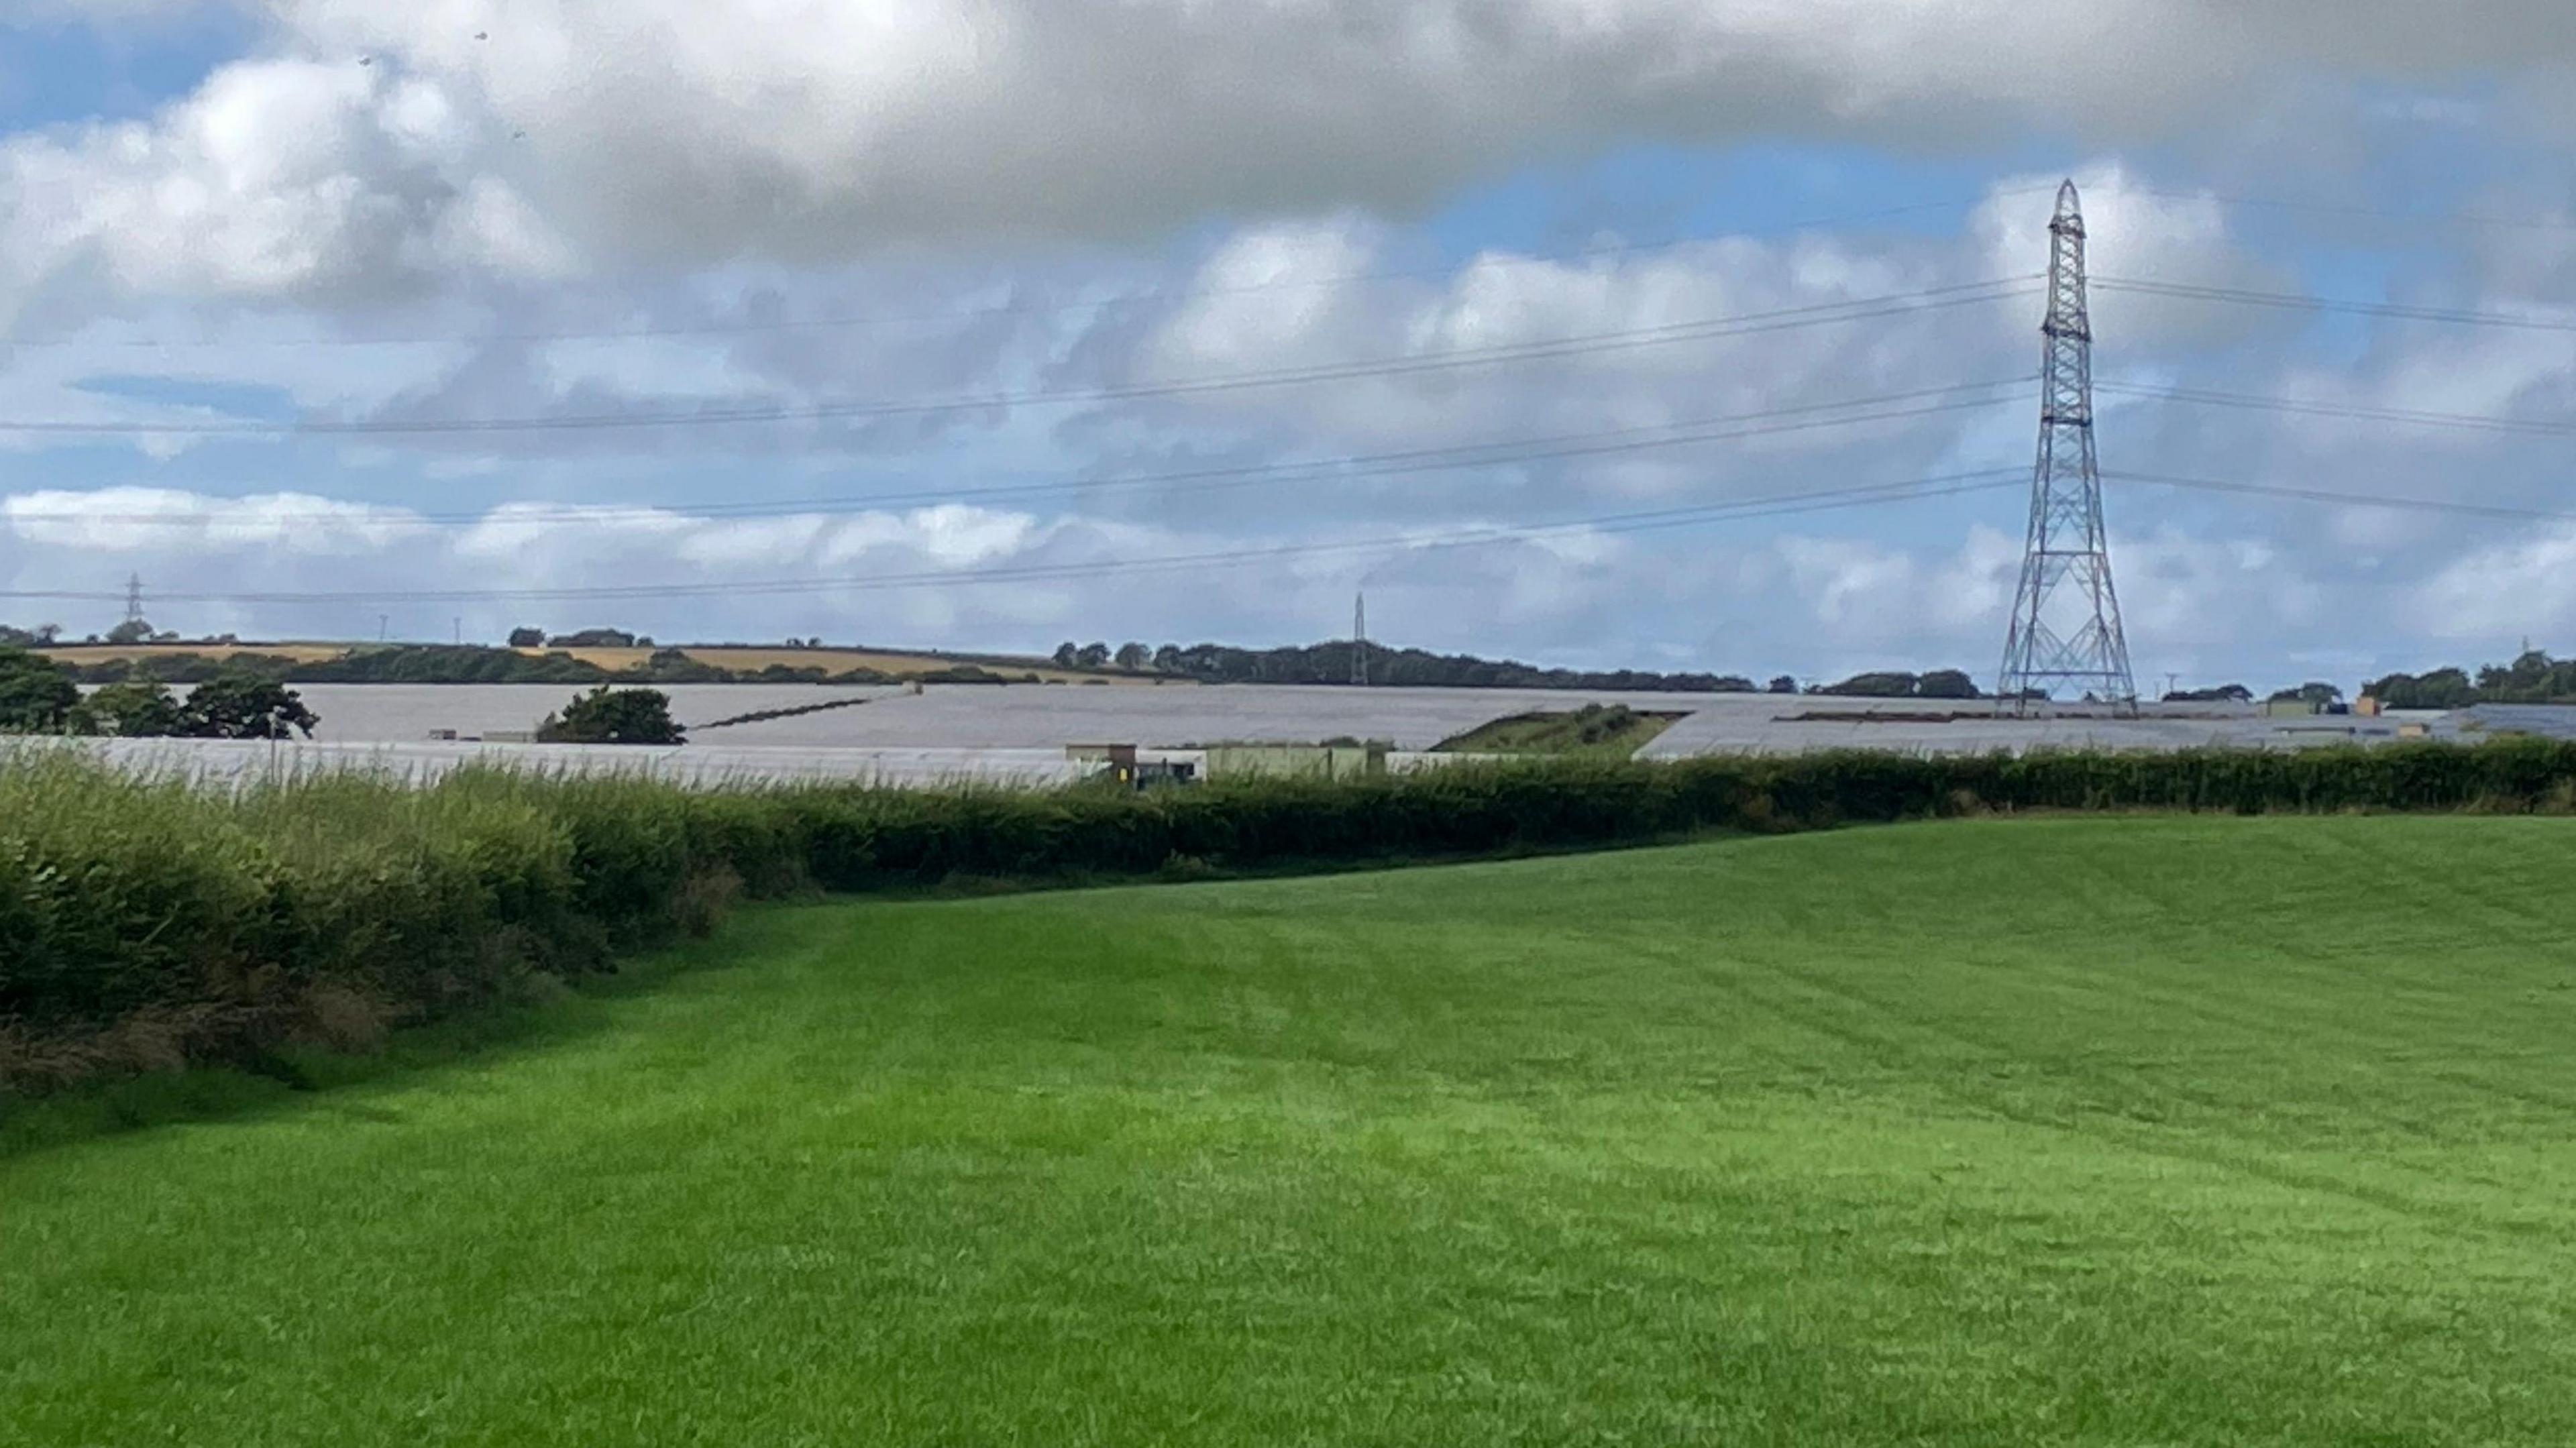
xmin=9 ymin=738 xmax=2576 ymax=1090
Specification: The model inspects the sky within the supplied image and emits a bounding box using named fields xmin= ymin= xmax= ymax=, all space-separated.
xmin=2 ymin=3 xmax=2575 ymax=691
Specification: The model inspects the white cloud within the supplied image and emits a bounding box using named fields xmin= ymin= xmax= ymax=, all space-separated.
xmin=2412 ymin=526 xmax=2576 ymax=642
xmin=0 ymin=58 xmax=562 ymax=325
xmin=7 ymin=1 xmax=2576 ymax=319
xmin=1 ymin=486 xmax=425 ymax=552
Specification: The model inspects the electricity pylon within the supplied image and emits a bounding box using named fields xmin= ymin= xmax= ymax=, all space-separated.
xmin=1998 ymin=180 xmax=2137 ymax=716
xmin=1350 ymin=592 xmax=1369 ymax=687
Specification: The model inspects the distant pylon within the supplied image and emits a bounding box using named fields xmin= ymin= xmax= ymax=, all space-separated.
xmin=1998 ymin=180 xmax=2137 ymax=716
xmin=124 ymin=572 xmax=145 ymax=626
xmin=1350 ymin=592 xmax=1369 ymax=687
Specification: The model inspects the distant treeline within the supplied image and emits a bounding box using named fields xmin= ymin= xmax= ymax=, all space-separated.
xmin=51 ymin=645 xmax=1033 ymax=689
xmin=1804 ymin=669 xmax=1984 ymax=700
xmin=1106 ymin=641 xmax=1754 ymax=691
xmin=0 ymin=649 xmax=319 ymax=739
xmin=2367 ymin=651 xmax=2576 ymax=710
xmin=1106 ymin=641 xmax=1991 ymax=697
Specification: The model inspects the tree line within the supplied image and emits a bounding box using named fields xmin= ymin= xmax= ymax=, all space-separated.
xmin=2364 ymin=650 xmax=2576 ymax=710
xmin=31 ymin=641 xmax=1028 ymax=688
xmin=1051 ymin=640 xmax=2000 ymax=698
xmin=0 ymin=649 xmax=318 ymax=738
xmin=0 ymin=646 xmax=710 ymax=746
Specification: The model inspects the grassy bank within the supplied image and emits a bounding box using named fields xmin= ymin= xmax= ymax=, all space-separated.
xmin=7 ymin=818 xmax=2575 ymax=1443
xmin=10 ymin=738 xmax=2576 ymax=1091
xmin=1433 ymin=702 xmax=1683 ymax=757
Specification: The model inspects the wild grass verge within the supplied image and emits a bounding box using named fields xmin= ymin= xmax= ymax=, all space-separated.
xmin=8 ymin=738 xmax=2576 ymax=1092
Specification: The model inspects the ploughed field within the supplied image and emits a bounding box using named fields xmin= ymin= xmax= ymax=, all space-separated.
xmin=6 ymin=816 xmax=2574 ymax=1445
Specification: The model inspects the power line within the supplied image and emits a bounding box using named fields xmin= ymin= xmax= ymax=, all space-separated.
xmin=2095 ymin=380 xmax=2576 ymax=439
xmin=0 ymin=280 xmax=2043 ymax=438
xmin=8 ymin=184 xmax=2567 ymax=355
xmin=2092 ymin=276 xmax=2576 ymax=335
xmin=23 ymin=371 xmax=2576 ymax=539
xmin=6 ymin=188 xmax=2057 ymax=351
xmin=17 ymin=465 xmax=2562 ymax=609
xmin=0 ymin=469 xmax=2028 ymax=606
xmin=2108 ymin=469 xmax=2576 ymax=524
xmin=2131 ymin=187 xmax=2576 ymax=238
xmin=5 ymin=379 xmax=2030 ymax=528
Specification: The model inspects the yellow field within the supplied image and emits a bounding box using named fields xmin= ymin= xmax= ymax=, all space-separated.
xmin=40 ymin=643 xmax=356 ymax=665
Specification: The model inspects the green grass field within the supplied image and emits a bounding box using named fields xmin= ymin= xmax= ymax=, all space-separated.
xmin=7 ymin=816 xmax=2576 ymax=1445
xmin=1434 ymin=703 xmax=1683 ymax=758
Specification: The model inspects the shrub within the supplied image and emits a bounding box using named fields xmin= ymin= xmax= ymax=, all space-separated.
xmin=537 ymin=687 xmax=686 ymax=745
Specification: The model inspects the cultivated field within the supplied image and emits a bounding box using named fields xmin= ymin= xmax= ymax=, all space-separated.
xmin=521 ymin=645 xmax=1163 ymax=684
xmin=8 ymin=816 xmax=2574 ymax=1444
xmin=38 ymin=642 xmax=358 ymax=666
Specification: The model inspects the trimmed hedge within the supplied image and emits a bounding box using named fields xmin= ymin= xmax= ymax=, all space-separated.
xmin=7 ymin=739 xmax=2576 ymax=1089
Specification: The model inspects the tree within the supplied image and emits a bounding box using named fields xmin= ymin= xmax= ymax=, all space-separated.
xmin=1076 ymin=642 xmax=1112 ymax=669
xmin=1767 ymin=675 xmax=1798 ymax=695
xmin=537 ymin=687 xmax=686 ymax=745
xmin=182 ymin=672 xmax=319 ymax=739
xmin=1152 ymin=645 xmax=1183 ymax=673
xmin=2165 ymin=684 xmax=2255 ymax=704
xmin=1916 ymin=669 xmax=1982 ymax=700
xmin=1815 ymin=671 xmax=1921 ymax=698
xmin=2269 ymin=681 xmax=2343 ymax=708
xmin=76 ymin=679 xmax=184 ymax=737
xmin=507 ymin=626 xmax=546 ymax=649
xmin=104 ymin=617 xmax=156 ymax=646
xmin=1113 ymin=642 xmax=1152 ymax=671
xmin=1053 ymin=642 xmax=1081 ymax=667
xmin=0 ymin=648 xmax=79 ymax=732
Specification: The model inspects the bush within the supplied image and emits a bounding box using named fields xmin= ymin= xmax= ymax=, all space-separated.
xmin=537 ymin=687 xmax=686 ymax=745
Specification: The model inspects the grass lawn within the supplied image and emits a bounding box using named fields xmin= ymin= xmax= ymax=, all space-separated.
xmin=1435 ymin=702 xmax=1683 ymax=757
xmin=7 ymin=816 xmax=2576 ymax=1445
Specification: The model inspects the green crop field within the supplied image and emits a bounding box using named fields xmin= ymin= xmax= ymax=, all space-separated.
xmin=7 ymin=816 xmax=2576 ymax=1445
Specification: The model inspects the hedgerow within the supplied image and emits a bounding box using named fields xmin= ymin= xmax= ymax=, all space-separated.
xmin=7 ymin=738 xmax=2575 ymax=1091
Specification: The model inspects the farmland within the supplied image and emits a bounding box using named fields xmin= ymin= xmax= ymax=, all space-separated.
xmin=35 ymin=640 xmax=1161 ymax=685
xmin=37 ymin=642 xmax=358 ymax=667
xmin=519 ymin=644 xmax=1164 ymax=684
xmin=8 ymin=816 xmax=2575 ymax=1445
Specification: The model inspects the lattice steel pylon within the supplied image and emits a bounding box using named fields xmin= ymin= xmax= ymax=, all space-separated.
xmin=1350 ymin=592 xmax=1369 ymax=686
xmin=1998 ymin=181 xmax=2137 ymax=716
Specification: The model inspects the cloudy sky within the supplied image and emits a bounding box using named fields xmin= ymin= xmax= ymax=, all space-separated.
xmin=3 ymin=2 xmax=2574 ymax=689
